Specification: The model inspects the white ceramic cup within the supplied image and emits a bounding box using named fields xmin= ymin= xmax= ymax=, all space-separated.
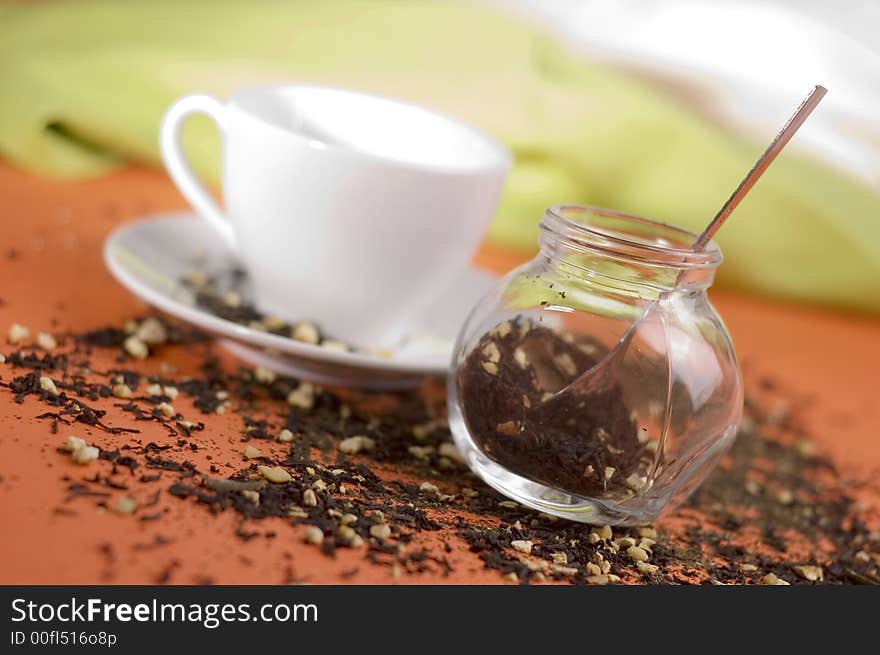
xmin=160 ymin=85 xmax=510 ymax=348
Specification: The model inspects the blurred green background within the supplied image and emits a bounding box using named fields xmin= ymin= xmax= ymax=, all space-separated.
xmin=1 ymin=0 xmax=879 ymax=313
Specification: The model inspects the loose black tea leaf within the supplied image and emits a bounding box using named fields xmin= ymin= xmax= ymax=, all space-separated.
xmin=458 ymin=318 xmax=645 ymax=497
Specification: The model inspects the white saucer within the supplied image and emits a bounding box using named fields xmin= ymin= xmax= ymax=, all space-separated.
xmin=103 ymin=213 xmax=498 ymax=389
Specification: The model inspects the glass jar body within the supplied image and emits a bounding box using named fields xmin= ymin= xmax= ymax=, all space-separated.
xmin=448 ymin=207 xmax=742 ymax=525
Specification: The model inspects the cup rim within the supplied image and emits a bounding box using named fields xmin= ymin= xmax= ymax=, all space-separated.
xmin=227 ymin=84 xmax=512 ymax=176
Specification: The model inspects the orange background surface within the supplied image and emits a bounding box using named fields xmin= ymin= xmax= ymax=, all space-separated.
xmin=0 ymin=162 xmax=878 ymax=584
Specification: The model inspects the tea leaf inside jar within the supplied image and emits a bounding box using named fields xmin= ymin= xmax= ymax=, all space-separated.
xmin=458 ymin=317 xmax=652 ymax=499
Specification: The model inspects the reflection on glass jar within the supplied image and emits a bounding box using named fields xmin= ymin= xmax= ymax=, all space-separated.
xmin=448 ymin=205 xmax=743 ymax=525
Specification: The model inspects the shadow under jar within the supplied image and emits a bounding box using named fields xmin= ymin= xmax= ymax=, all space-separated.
xmin=448 ymin=205 xmax=743 ymax=525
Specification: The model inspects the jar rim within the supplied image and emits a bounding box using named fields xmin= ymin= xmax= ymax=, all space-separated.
xmin=543 ymin=204 xmax=723 ymax=269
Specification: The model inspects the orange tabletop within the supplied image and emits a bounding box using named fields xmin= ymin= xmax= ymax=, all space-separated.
xmin=1 ymin=162 xmax=878 ymax=585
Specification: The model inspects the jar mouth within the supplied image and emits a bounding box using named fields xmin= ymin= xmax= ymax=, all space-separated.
xmin=542 ymin=205 xmax=722 ymax=269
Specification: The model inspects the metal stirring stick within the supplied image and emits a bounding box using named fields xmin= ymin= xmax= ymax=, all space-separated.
xmin=691 ymin=84 xmax=827 ymax=250
xmin=536 ymin=84 xmax=828 ymax=408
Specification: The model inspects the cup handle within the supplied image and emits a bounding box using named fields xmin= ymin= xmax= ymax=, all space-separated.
xmin=159 ymin=94 xmax=236 ymax=250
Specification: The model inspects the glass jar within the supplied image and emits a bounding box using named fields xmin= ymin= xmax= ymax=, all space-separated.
xmin=448 ymin=205 xmax=743 ymax=525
